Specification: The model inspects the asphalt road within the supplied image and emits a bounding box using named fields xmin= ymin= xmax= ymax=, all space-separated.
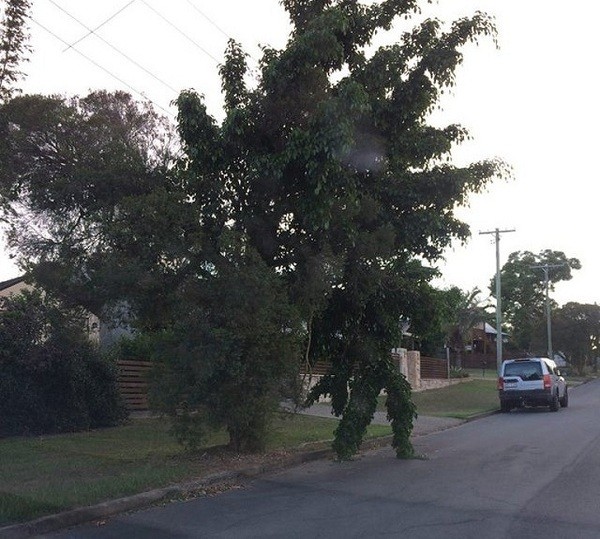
xmin=44 ymin=379 xmax=600 ymax=539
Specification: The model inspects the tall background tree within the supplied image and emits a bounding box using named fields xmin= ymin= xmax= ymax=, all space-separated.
xmin=0 ymin=1 xmax=506 ymax=459
xmin=0 ymin=90 xmax=178 ymax=319
xmin=490 ymin=250 xmax=581 ymax=352
xmin=552 ymin=302 xmax=600 ymax=374
xmin=0 ymin=0 xmax=31 ymax=102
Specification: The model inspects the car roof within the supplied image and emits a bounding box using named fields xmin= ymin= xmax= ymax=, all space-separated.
xmin=502 ymin=357 xmax=557 ymax=370
xmin=503 ymin=357 xmax=550 ymax=363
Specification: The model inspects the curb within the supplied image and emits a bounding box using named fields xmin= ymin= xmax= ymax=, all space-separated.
xmin=0 ymin=424 xmax=460 ymax=538
xmin=0 ymin=441 xmax=383 ymax=539
xmin=463 ymin=409 xmax=498 ymax=422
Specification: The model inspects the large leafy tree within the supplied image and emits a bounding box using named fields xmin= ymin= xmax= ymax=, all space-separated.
xmin=490 ymin=250 xmax=581 ymax=351
xmin=0 ymin=91 xmax=302 ymax=453
xmin=0 ymin=90 xmax=179 ymax=320
xmin=552 ymin=302 xmax=600 ymax=374
xmin=177 ymin=1 xmax=503 ymax=458
xmin=0 ymin=0 xmax=31 ymax=102
xmin=0 ymin=1 xmax=505 ymax=458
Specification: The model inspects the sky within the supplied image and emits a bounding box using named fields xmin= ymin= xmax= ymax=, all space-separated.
xmin=1 ymin=0 xmax=599 ymax=307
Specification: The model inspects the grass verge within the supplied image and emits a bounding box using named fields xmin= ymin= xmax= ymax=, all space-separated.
xmin=0 ymin=413 xmax=391 ymax=526
xmin=377 ymin=378 xmax=499 ymax=419
xmin=412 ymin=379 xmax=499 ymax=419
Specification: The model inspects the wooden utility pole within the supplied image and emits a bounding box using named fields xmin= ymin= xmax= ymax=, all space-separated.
xmin=530 ymin=263 xmax=565 ymax=360
xmin=480 ymin=228 xmax=515 ymax=372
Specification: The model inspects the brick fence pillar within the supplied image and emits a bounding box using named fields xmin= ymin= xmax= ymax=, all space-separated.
xmin=391 ymin=348 xmax=408 ymax=377
xmin=407 ymin=350 xmax=421 ymax=390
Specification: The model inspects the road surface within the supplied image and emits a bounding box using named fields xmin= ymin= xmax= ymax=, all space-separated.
xmin=44 ymin=379 xmax=600 ymax=538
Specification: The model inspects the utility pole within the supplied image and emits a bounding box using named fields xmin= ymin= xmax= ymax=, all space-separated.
xmin=531 ymin=263 xmax=565 ymax=360
xmin=480 ymin=228 xmax=515 ymax=372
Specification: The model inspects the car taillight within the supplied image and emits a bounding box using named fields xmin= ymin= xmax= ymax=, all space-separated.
xmin=543 ymin=374 xmax=552 ymax=389
xmin=497 ymin=377 xmax=504 ymax=390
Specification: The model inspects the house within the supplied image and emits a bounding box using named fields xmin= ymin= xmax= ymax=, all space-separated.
xmin=0 ymin=275 xmax=31 ymax=299
xmin=468 ymin=322 xmax=508 ymax=354
xmin=0 ymin=275 xmax=101 ymax=344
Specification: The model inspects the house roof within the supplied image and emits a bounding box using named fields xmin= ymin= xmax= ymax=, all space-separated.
xmin=474 ymin=321 xmax=509 ymax=336
xmin=482 ymin=322 xmax=498 ymax=335
xmin=0 ymin=276 xmax=25 ymax=292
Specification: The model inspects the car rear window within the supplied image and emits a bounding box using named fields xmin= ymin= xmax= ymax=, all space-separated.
xmin=503 ymin=361 xmax=543 ymax=381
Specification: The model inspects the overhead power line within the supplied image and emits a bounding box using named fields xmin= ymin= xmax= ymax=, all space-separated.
xmin=185 ymin=0 xmax=259 ymax=65
xmin=61 ymin=0 xmax=137 ymax=52
xmin=185 ymin=0 xmax=230 ymax=40
xmin=48 ymin=0 xmax=178 ymax=93
xmin=140 ymin=0 xmax=220 ymax=64
xmin=30 ymin=16 xmax=174 ymax=118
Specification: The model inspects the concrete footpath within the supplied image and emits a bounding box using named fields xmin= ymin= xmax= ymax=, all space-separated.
xmin=298 ymin=402 xmax=466 ymax=435
xmin=0 ymin=409 xmax=469 ymax=539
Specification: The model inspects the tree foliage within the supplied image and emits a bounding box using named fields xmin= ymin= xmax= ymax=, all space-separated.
xmin=176 ymin=1 xmax=503 ymax=458
xmin=0 ymin=0 xmax=31 ymax=102
xmin=490 ymin=250 xmax=581 ymax=351
xmin=0 ymin=1 xmax=506 ymax=458
xmin=0 ymin=289 xmax=126 ymax=436
xmin=0 ymin=90 xmax=301 ymax=452
xmin=0 ymin=90 xmax=178 ymax=319
xmin=407 ymin=284 xmax=490 ymax=359
xmin=552 ymin=302 xmax=600 ymax=373
xmin=149 ymin=247 xmax=301 ymax=453
xmin=441 ymin=287 xmax=489 ymax=366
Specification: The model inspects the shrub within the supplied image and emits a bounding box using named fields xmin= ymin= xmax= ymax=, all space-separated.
xmin=149 ymin=248 xmax=301 ymax=453
xmin=449 ymin=366 xmax=470 ymax=379
xmin=0 ymin=290 xmax=127 ymax=437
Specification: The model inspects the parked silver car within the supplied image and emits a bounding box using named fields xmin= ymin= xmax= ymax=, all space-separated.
xmin=498 ymin=357 xmax=568 ymax=412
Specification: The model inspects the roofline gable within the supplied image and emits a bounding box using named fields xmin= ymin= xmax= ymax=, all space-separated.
xmin=0 ymin=275 xmax=26 ymax=292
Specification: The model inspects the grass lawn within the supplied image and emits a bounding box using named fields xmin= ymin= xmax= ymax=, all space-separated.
xmin=412 ymin=379 xmax=499 ymax=419
xmin=464 ymin=367 xmax=498 ymax=379
xmin=0 ymin=414 xmax=391 ymax=526
xmin=376 ymin=378 xmax=499 ymax=419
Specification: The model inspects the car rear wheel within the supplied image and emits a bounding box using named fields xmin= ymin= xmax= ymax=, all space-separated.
xmin=560 ymin=387 xmax=569 ymax=408
xmin=549 ymin=393 xmax=560 ymax=412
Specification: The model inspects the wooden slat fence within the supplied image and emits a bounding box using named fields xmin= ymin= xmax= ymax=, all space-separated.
xmin=299 ymin=361 xmax=332 ymax=376
xmin=116 ymin=360 xmax=152 ymax=411
xmin=459 ymin=352 xmax=516 ymax=369
xmin=420 ymin=356 xmax=449 ymax=379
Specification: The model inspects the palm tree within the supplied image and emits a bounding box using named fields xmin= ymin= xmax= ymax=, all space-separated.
xmin=445 ymin=287 xmax=490 ymax=368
